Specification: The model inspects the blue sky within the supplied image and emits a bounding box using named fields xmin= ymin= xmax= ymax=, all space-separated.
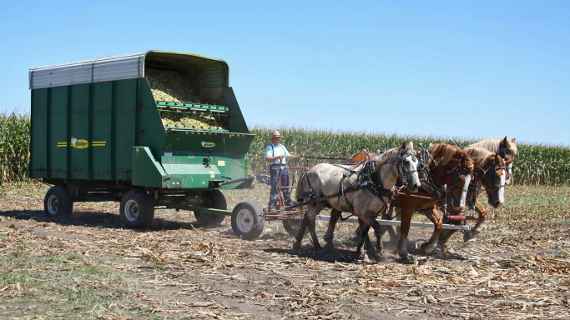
xmin=1 ymin=1 xmax=569 ymax=145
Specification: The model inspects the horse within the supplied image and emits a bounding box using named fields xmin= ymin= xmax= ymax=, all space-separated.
xmin=292 ymin=142 xmax=421 ymax=261
xmin=347 ymin=143 xmax=474 ymax=263
xmin=469 ymin=136 xmax=517 ymax=184
xmin=439 ymin=146 xmax=507 ymax=248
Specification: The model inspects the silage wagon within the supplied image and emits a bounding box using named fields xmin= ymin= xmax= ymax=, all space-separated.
xmin=28 ymin=50 xmax=258 ymax=228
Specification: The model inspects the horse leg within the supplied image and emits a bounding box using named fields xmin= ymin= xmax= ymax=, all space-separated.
xmin=464 ymin=201 xmax=487 ymax=242
xmin=419 ymin=207 xmax=443 ymax=255
xmin=355 ymin=220 xmax=371 ymax=258
xmin=438 ymin=229 xmax=458 ymax=253
xmin=369 ymin=219 xmax=385 ymax=260
xmin=397 ymin=207 xmax=415 ymax=264
xmin=323 ymin=209 xmax=341 ymax=250
xmin=293 ymin=214 xmax=309 ymax=250
xmin=293 ymin=204 xmax=317 ymax=250
xmin=384 ymin=207 xmax=401 ymax=244
xmin=307 ymin=210 xmax=321 ymax=250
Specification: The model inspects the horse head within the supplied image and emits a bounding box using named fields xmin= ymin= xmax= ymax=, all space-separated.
xmin=428 ymin=144 xmax=474 ymax=210
xmin=479 ymin=153 xmax=507 ymax=208
xmin=398 ymin=141 xmax=421 ymax=192
xmin=499 ymin=136 xmax=517 ymax=184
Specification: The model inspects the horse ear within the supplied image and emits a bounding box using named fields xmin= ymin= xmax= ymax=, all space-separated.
xmin=502 ymin=136 xmax=508 ymax=144
xmin=511 ymin=137 xmax=516 ymax=143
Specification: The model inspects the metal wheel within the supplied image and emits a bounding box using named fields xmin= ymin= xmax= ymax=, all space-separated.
xmin=231 ymin=201 xmax=264 ymax=240
xmin=43 ymin=186 xmax=73 ymax=218
xmin=123 ymin=199 xmax=141 ymax=223
xmin=120 ymin=190 xmax=154 ymax=228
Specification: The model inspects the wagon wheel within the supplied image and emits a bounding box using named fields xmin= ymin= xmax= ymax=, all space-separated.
xmin=194 ymin=190 xmax=227 ymax=227
xmin=44 ymin=186 xmax=73 ymax=218
xmin=119 ymin=190 xmax=155 ymax=228
xmin=231 ymin=201 xmax=265 ymax=240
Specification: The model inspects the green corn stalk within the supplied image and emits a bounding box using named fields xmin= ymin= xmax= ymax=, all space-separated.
xmin=0 ymin=115 xmax=569 ymax=185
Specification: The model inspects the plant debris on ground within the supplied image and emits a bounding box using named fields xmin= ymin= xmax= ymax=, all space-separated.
xmin=0 ymin=183 xmax=569 ymax=319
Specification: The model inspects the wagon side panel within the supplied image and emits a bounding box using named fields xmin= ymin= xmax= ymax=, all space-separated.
xmin=69 ymin=84 xmax=89 ymax=180
xmin=30 ymin=88 xmax=48 ymax=179
xmin=49 ymin=86 xmax=70 ymax=179
xmin=114 ymin=79 xmax=138 ymax=182
xmin=92 ymin=82 xmax=113 ymax=180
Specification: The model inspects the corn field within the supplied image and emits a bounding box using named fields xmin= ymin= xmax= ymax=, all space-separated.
xmin=249 ymin=128 xmax=570 ymax=186
xmin=0 ymin=113 xmax=30 ymax=184
xmin=0 ymin=114 xmax=569 ymax=185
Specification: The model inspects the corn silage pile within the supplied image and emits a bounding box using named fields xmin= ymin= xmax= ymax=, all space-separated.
xmin=161 ymin=114 xmax=224 ymax=131
xmin=147 ymin=68 xmax=224 ymax=131
xmin=147 ymin=68 xmax=197 ymax=103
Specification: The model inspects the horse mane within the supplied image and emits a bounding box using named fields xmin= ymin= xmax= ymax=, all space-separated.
xmin=374 ymin=147 xmax=401 ymax=166
xmin=470 ymin=138 xmax=518 ymax=156
xmin=429 ymin=143 xmax=462 ymax=166
xmin=464 ymin=146 xmax=494 ymax=167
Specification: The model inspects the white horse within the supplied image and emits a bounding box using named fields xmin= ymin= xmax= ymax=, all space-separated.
xmin=469 ymin=136 xmax=517 ymax=184
xmin=293 ymin=142 xmax=421 ymax=260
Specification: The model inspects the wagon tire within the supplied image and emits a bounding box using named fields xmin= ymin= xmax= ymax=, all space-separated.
xmin=194 ymin=190 xmax=226 ymax=227
xmin=231 ymin=201 xmax=264 ymax=240
xmin=44 ymin=186 xmax=73 ymax=218
xmin=282 ymin=219 xmax=305 ymax=238
xmin=120 ymin=190 xmax=154 ymax=229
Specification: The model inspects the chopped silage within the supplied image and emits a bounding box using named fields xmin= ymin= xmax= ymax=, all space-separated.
xmin=147 ymin=68 xmax=225 ymax=131
xmin=147 ymin=68 xmax=198 ymax=104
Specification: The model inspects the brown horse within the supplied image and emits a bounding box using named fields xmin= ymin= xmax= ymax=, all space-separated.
xmin=324 ymin=143 xmax=473 ymax=263
xmin=439 ymin=146 xmax=507 ymax=248
xmin=469 ymin=137 xmax=517 ymax=184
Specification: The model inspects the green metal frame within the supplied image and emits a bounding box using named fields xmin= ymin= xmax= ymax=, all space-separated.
xmin=30 ymin=51 xmax=254 ymax=193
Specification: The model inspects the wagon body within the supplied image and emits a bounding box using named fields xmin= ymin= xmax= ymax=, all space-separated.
xmin=29 ymin=51 xmax=254 ymax=227
xmin=29 ymin=51 xmax=253 ymax=189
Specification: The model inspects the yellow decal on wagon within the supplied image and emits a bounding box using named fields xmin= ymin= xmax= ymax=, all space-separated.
xmin=56 ymin=138 xmax=107 ymax=149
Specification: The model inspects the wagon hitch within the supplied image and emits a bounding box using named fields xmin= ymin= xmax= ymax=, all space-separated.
xmin=219 ymin=175 xmax=255 ymax=189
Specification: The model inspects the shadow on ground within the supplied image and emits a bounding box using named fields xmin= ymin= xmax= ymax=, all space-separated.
xmin=264 ymin=246 xmax=366 ymax=263
xmin=0 ymin=210 xmax=201 ymax=231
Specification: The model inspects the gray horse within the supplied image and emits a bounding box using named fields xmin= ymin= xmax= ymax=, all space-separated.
xmin=292 ymin=142 xmax=421 ymax=260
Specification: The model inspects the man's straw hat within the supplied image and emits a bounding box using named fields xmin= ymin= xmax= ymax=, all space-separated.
xmin=272 ymin=130 xmax=281 ymax=138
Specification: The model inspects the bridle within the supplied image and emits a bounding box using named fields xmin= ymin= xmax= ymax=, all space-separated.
xmin=397 ymin=150 xmax=419 ymax=189
xmin=476 ymin=157 xmax=506 ymax=194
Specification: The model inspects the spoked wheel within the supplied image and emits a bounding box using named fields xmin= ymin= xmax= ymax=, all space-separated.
xmin=120 ymin=190 xmax=155 ymax=228
xmin=231 ymin=201 xmax=264 ymax=240
xmin=44 ymin=186 xmax=73 ymax=218
xmin=194 ymin=190 xmax=227 ymax=227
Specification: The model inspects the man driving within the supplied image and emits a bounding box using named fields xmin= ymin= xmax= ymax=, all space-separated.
xmin=265 ymin=130 xmax=296 ymax=209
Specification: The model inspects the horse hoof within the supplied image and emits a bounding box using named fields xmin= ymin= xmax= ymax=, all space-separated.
xmin=420 ymin=243 xmax=437 ymax=255
xmin=292 ymin=242 xmax=302 ymax=251
xmin=399 ymin=255 xmax=417 ymax=265
xmin=324 ymin=242 xmax=335 ymax=251
xmin=375 ymin=254 xmax=386 ymax=263
xmin=362 ymin=254 xmax=375 ymax=264
xmin=463 ymin=230 xmax=480 ymax=242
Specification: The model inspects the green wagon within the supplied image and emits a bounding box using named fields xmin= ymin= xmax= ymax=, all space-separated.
xmin=28 ymin=50 xmax=263 ymax=232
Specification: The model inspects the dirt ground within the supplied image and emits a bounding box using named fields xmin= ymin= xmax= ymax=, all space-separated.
xmin=0 ymin=182 xmax=569 ymax=320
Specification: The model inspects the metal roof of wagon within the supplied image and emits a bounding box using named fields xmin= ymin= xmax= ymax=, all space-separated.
xmin=29 ymin=50 xmax=229 ymax=90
